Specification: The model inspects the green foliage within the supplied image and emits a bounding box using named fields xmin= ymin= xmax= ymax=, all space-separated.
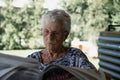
xmin=0 ymin=0 xmax=46 ymax=50
xmin=61 ymin=0 xmax=89 ymax=42
xmin=0 ymin=0 xmax=120 ymax=50
xmin=60 ymin=0 xmax=120 ymax=45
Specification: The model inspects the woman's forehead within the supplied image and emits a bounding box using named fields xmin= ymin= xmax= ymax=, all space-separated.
xmin=43 ymin=21 xmax=63 ymax=30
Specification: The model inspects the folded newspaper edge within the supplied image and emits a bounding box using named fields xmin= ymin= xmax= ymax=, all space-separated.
xmin=42 ymin=65 xmax=106 ymax=80
xmin=0 ymin=53 xmax=39 ymax=79
xmin=0 ymin=53 xmax=38 ymax=67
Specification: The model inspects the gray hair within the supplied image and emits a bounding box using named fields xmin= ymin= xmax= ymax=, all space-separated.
xmin=41 ymin=9 xmax=71 ymax=33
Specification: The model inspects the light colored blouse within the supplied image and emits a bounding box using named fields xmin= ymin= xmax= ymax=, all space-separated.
xmin=28 ymin=47 xmax=96 ymax=72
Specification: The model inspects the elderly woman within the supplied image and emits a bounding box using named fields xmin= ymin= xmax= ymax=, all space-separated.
xmin=28 ymin=9 xmax=95 ymax=72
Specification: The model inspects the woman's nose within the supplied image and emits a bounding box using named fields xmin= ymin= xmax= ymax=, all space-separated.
xmin=48 ymin=33 xmax=54 ymax=40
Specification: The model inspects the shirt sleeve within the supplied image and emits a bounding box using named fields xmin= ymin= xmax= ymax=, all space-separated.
xmin=27 ymin=52 xmax=41 ymax=62
xmin=73 ymin=48 xmax=96 ymax=69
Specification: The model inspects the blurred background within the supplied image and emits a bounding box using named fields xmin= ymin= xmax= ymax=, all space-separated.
xmin=0 ymin=0 xmax=120 ymax=69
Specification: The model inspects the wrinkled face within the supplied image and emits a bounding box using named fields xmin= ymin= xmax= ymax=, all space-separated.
xmin=42 ymin=21 xmax=68 ymax=52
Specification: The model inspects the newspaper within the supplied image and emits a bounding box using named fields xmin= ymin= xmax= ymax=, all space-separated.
xmin=0 ymin=53 xmax=106 ymax=80
xmin=0 ymin=53 xmax=40 ymax=80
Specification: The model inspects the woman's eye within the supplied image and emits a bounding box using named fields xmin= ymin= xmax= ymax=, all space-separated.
xmin=53 ymin=32 xmax=59 ymax=35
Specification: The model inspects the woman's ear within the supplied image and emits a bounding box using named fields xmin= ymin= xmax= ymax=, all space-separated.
xmin=64 ymin=31 xmax=69 ymax=40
